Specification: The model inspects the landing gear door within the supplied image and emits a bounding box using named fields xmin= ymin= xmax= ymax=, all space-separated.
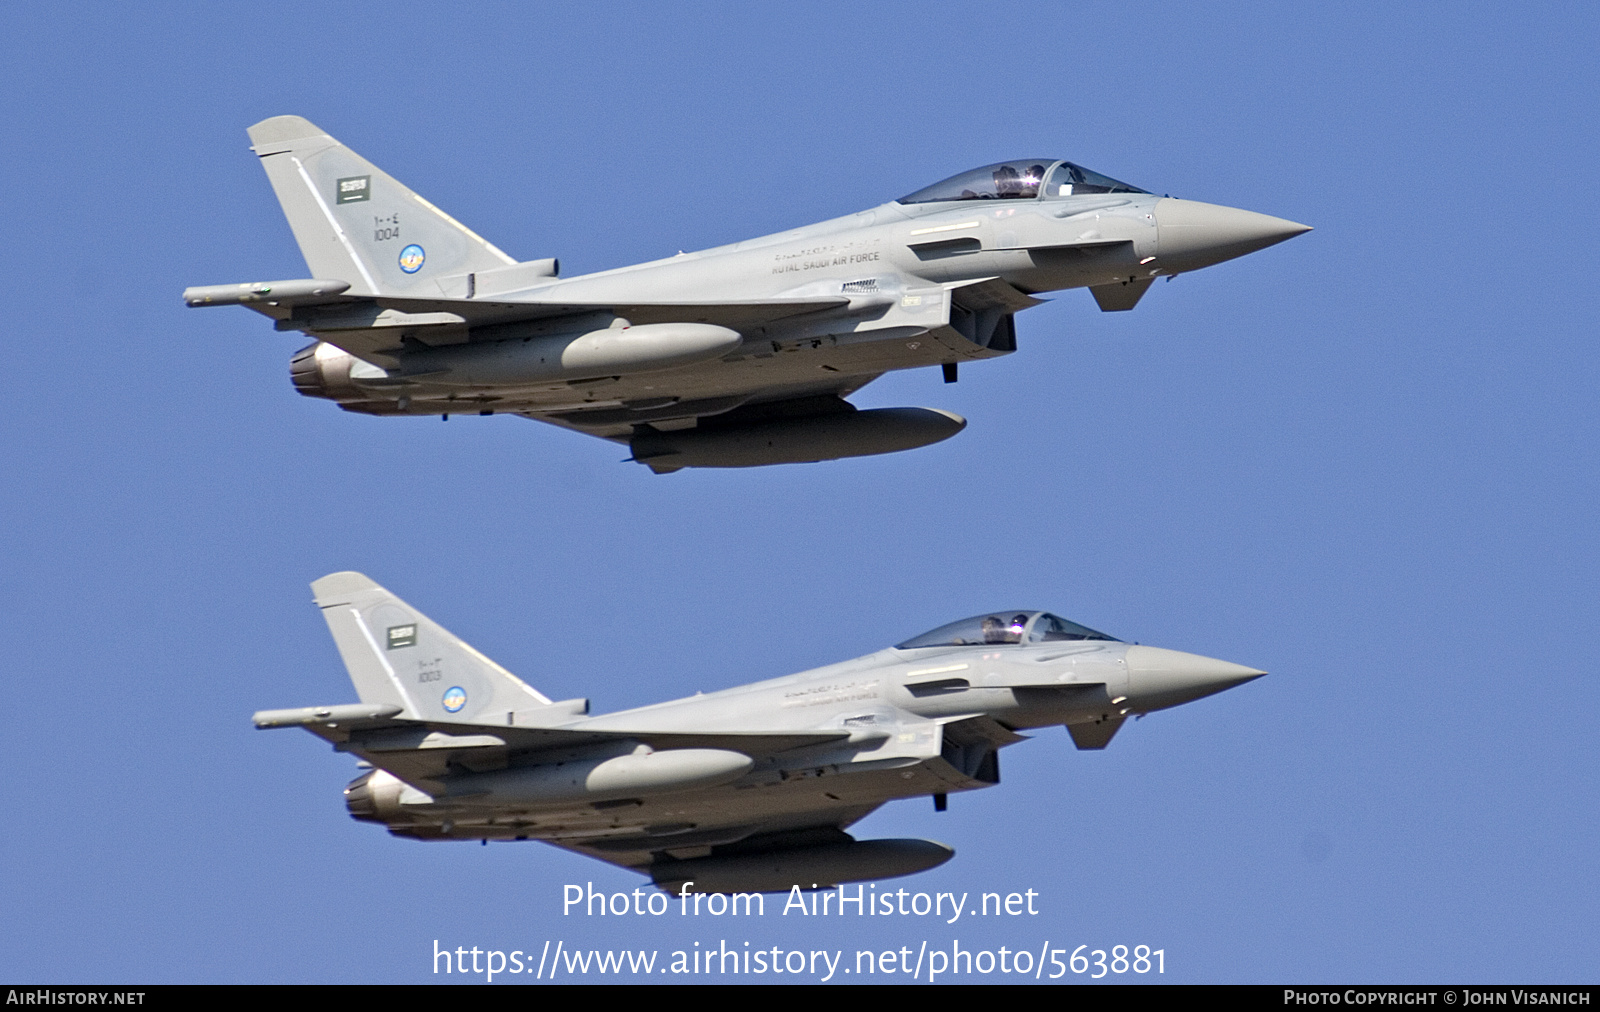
xmin=942 ymin=277 xmax=1045 ymax=356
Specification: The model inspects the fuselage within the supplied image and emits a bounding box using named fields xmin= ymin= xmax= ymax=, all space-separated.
xmin=290 ymin=159 xmax=1309 ymax=439
xmin=193 ymin=126 xmax=1311 ymax=467
xmin=349 ymin=610 xmax=1262 ymax=850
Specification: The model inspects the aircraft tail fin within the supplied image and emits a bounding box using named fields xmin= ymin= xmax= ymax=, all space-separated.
xmin=247 ymin=116 xmax=514 ymax=297
xmin=310 ymin=571 xmax=553 ymax=724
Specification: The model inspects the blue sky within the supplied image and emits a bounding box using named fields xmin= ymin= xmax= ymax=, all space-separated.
xmin=1 ymin=0 xmax=1595 ymax=984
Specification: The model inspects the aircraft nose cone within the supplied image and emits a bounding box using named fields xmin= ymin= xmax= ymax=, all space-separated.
xmin=1124 ymin=644 xmax=1265 ymax=711
xmin=1154 ymin=197 xmax=1311 ymax=271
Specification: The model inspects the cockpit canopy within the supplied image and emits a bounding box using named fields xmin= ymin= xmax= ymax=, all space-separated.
xmin=896 ymin=160 xmax=1149 ymax=204
xmin=895 ymin=611 xmax=1119 ymax=649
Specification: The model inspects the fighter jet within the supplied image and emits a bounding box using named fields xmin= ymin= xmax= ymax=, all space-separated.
xmin=186 ymin=116 xmax=1309 ymax=472
xmin=256 ymin=572 xmax=1264 ymax=893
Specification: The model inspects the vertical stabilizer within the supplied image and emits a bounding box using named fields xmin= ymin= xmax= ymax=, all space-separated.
xmin=246 ymin=116 xmax=514 ymax=296
xmin=310 ymin=572 xmax=552 ymax=724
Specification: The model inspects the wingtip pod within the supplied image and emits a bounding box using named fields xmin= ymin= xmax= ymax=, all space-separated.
xmin=252 ymin=702 xmax=402 ymax=729
xmin=183 ymin=278 xmax=349 ymax=307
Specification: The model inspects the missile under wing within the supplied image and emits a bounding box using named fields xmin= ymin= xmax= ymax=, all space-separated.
xmin=256 ymin=573 xmax=1264 ymax=893
xmin=187 ymin=117 xmax=1309 ymax=472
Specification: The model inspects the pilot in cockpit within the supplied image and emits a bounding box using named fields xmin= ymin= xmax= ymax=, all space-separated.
xmin=980 ymin=614 xmax=1031 ymax=644
xmin=898 ymin=160 xmax=1147 ymax=206
xmin=981 ymin=616 xmax=1006 ymax=644
xmin=992 ymin=164 xmax=1047 ymax=200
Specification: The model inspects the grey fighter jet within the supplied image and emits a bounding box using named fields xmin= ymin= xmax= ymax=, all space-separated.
xmin=257 ymin=572 xmax=1265 ymax=893
xmin=187 ymin=117 xmax=1309 ymax=472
